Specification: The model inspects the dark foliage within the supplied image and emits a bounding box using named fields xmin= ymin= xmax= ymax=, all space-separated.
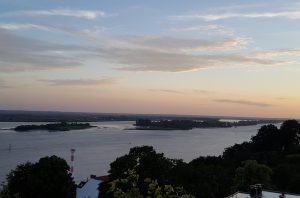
xmin=14 ymin=122 xmax=93 ymax=132
xmin=5 ymin=156 xmax=76 ymax=198
xmin=101 ymin=120 xmax=300 ymax=198
xmin=135 ymin=119 xmax=281 ymax=130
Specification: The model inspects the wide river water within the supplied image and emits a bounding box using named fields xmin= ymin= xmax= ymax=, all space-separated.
xmin=0 ymin=121 xmax=278 ymax=183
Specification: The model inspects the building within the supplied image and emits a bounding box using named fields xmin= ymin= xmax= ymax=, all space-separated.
xmin=76 ymin=175 xmax=109 ymax=198
xmin=227 ymin=184 xmax=300 ymax=198
xmin=227 ymin=191 xmax=300 ymax=198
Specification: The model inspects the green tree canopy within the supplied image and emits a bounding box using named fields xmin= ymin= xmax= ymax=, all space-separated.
xmin=109 ymin=171 xmax=194 ymax=198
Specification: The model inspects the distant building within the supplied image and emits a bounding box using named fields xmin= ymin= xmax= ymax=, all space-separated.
xmin=226 ymin=184 xmax=300 ymax=198
xmin=76 ymin=175 xmax=109 ymax=198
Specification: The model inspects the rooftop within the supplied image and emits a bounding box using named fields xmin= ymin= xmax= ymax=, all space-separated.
xmin=227 ymin=190 xmax=300 ymax=198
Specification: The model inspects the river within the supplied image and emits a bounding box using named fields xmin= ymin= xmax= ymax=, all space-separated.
xmin=0 ymin=121 xmax=276 ymax=183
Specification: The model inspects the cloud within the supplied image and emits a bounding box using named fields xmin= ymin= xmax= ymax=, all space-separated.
xmin=17 ymin=24 xmax=244 ymax=52
xmin=214 ymin=99 xmax=273 ymax=107
xmin=97 ymin=47 xmax=289 ymax=72
xmin=192 ymin=89 xmax=214 ymax=94
xmin=168 ymin=25 xmax=234 ymax=36
xmin=1 ymin=24 xmax=298 ymax=73
xmin=276 ymin=97 xmax=289 ymax=101
xmin=0 ymin=28 xmax=98 ymax=73
xmin=2 ymin=9 xmax=106 ymax=20
xmin=0 ymin=79 xmax=11 ymax=88
xmin=39 ymin=78 xmax=119 ymax=86
xmin=0 ymin=23 xmax=51 ymax=31
xmin=169 ymin=11 xmax=300 ymax=21
xmin=147 ymin=89 xmax=214 ymax=95
xmin=121 ymin=36 xmax=248 ymax=52
xmin=249 ymin=49 xmax=300 ymax=59
xmin=49 ymin=26 xmax=294 ymax=72
xmin=147 ymin=89 xmax=183 ymax=94
xmin=169 ymin=25 xmax=222 ymax=32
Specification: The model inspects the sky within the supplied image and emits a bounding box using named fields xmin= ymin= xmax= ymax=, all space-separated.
xmin=0 ymin=0 xmax=300 ymax=118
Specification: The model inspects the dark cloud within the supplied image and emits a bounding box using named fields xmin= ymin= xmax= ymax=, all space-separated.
xmin=214 ymin=99 xmax=273 ymax=107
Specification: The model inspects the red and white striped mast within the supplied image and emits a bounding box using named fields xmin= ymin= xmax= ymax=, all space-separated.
xmin=70 ymin=148 xmax=76 ymax=176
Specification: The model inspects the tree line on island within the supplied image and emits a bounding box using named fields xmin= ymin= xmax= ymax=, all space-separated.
xmin=14 ymin=122 xmax=95 ymax=132
xmin=135 ymin=118 xmax=282 ymax=130
xmin=1 ymin=120 xmax=300 ymax=198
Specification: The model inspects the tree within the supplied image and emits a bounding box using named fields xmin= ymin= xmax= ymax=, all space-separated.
xmin=109 ymin=146 xmax=175 ymax=183
xmin=5 ymin=155 xmax=76 ymax=198
xmin=251 ymin=124 xmax=281 ymax=152
xmin=232 ymin=160 xmax=272 ymax=192
xmin=108 ymin=171 xmax=194 ymax=198
xmin=273 ymin=154 xmax=300 ymax=193
xmin=279 ymin=120 xmax=300 ymax=151
xmin=101 ymin=146 xmax=183 ymax=197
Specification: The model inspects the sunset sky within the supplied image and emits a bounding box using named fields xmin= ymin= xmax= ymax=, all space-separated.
xmin=1 ymin=0 xmax=300 ymax=118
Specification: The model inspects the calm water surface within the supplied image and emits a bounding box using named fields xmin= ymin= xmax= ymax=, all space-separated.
xmin=0 ymin=121 xmax=274 ymax=183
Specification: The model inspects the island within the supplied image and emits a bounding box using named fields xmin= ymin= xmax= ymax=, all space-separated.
xmin=14 ymin=122 xmax=95 ymax=132
xmin=133 ymin=119 xmax=282 ymax=130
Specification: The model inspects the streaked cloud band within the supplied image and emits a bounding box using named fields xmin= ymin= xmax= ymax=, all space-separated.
xmin=170 ymin=11 xmax=300 ymax=21
xmin=2 ymin=9 xmax=106 ymax=20
xmin=40 ymin=78 xmax=119 ymax=86
xmin=214 ymin=99 xmax=273 ymax=107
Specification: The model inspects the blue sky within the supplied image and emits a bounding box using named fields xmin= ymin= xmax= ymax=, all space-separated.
xmin=0 ymin=0 xmax=300 ymax=118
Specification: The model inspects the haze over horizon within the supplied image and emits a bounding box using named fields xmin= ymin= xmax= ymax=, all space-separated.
xmin=1 ymin=0 xmax=300 ymax=118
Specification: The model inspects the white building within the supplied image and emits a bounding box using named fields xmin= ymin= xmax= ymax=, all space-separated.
xmin=76 ymin=175 xmax=109 ymax=198
xmin=227 ymin=190 xmax=300 ymax=198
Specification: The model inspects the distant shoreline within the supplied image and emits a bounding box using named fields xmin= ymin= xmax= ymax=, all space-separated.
xmin=0 ymin=110 xmax=289 ymax=122
xmin=132 ymin=119 xmax=283 ymax=130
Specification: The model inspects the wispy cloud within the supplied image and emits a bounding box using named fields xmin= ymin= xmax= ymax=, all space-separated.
xmin=39 ymin=78 xmax=119 ymax=86
xmin=0 ymin=28 xmax=96 ymax=73
xmin=51 ymin=26 xmax=296 ymax=72
xmin=168 ymin=25 xmax=234 ymax=36
xmin=99 ymin=47 xmax=289 ymax=72
xmin=206 ymin=3 xmax=267 ymax=12
xmin=0 ymin=23 xmax=51 ymax=31
xmin=147 ymin=89 xmax=183 ymax=94
xmin=1 ymin=24 xmax=298 ymax=73
xmin=169 ymin=11 xmax=300 ymax=21
xmin=249 ymin=49 xmax=300 ymax=59
xmin=192 ymin=89 xmax=214 ymax=94
xmin=276 ymin=97 xmax=289 ymax=101
xmin=169 ymin=25 xmax=222 ymax=32
xmin=0 ymin=79 xmax=11 ymax=88
xmin=147 ymin=89 xmax=214 ymax=95
xmin=2 ymin=9 xmax=106 ymax=20
xmin=121 ymin=36 xmax=248 ymax=52
xmin=214 ymin=99 xmax=273 ymax=107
